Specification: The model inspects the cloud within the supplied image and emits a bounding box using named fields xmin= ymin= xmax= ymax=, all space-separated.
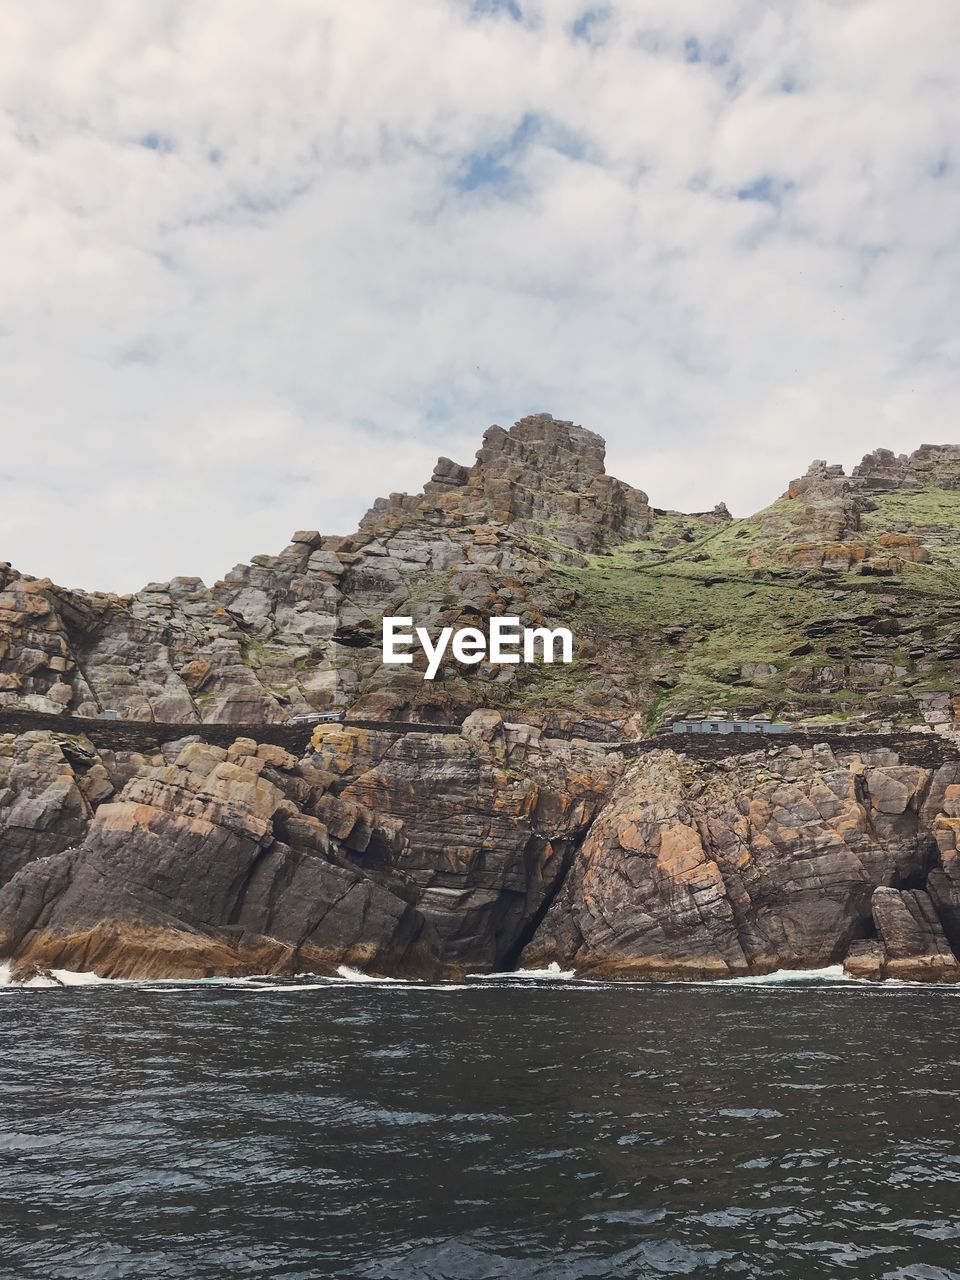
xmin=0 ymin=0 xmax=958 ymax=590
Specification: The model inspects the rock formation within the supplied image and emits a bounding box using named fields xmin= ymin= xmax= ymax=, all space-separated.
xmin=852 ymin=444 xmax=960 ymax=492
xmin=522 ymin=742 xmax=959 ymax=980
xmin=0 ymin=415 xmax=651 ymax=727
xmin=1 ymin=718 xmax=960 ymax=982
xmin=3 ymin=414 xmax=960 ymax=982
xmin=0 ymin=713 xmax=616 ymax=979
xmin=362 ymin=416 xmax=651 ymax=549
xmin=4 ymin=416 xmax=960 ymax=736
xmin=843 ymin=887 xmax=960 ymax=982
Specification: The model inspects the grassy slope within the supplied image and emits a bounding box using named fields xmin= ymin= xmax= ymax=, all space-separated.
xmin=496 ymin=491 xmax=960 ymax=729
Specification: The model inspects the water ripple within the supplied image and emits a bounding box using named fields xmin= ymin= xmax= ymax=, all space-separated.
xmin=0 ymin=984 xmax=958 ymax=1278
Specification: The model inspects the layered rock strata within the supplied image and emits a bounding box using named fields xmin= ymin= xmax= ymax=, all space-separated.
xmin=0 ymin=713 xmax=616 ymax=979
xmin=522 ymin=741 xmax=960 ymax=981
xmin=2 ymin=725 xmax=960 ymax=983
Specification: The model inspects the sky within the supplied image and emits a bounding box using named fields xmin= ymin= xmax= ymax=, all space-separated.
xmin=1 ymin=0 xmax=958 ymax=593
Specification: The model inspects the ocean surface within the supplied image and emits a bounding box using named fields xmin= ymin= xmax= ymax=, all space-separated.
xmin=1 ymin=970 xmax=959 ymax=1280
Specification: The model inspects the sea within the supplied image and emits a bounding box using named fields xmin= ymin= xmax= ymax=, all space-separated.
xmin=1 ymin=966 xmax=958 ymax=1279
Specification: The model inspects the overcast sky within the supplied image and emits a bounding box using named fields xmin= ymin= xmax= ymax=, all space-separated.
xmin=2 ymin=0 xmax=958 ymax=593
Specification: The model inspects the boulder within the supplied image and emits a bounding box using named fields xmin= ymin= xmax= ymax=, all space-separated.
xmin=865 ymin=887 xmax=960 ymax=982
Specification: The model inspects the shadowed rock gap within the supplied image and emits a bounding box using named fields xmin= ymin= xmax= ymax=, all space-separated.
xmin=500 ymin=828 xmax=591 ymax=972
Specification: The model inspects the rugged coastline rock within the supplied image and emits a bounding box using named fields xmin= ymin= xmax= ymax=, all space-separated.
xmin=842 ymin=887 xmax=960 ymax=982
xmin=0 ymin=714 xmax=616 ymax=979
xmin=1 ymin=725 xmax=959 ymax=983
xmin=521 ymin=743 xmax=960 ymax=980
xmin=3 ymin=415 xmax=960 ymax=983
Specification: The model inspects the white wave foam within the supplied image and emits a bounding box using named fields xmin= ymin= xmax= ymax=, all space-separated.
xmin=334 ymin=965 xmax=417 ymax=983
xmin=514 ymin=962 xmax=575 ymax=980
xmin=718 ymin=965 xmax=852 ymax=986
xmin=468 ymin=961 xmax=575 ymax=981
xmin=16 ymin=968 xmax=110 ymax=988
xmin=335 ymin=965 xmax=382 ymax=982
xmin=244 ymin=982 xmax=332 ymax=992
xmin=1 ymin=957 xmax=954 ymax=994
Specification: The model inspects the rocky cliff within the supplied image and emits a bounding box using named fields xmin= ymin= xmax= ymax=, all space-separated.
xmin=3 ymin=416 xmax=960 ymax=738
xmin=2 ymin=717 xmax=959 ymax=982
xmin=522 ymin=738 xmax=960 ymax=982
xmin=3 ymin=414 xmax=960 ymax=983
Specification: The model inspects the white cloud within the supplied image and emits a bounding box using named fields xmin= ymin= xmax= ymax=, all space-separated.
xmin=0 ymin=0 xmax=957 ymax=590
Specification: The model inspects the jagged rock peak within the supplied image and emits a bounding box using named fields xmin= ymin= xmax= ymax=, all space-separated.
xmin=475 ymin=414 xmax=608 ymax=488
xmin=781 ymin=457 xmax=860 ymax=544
xmin=787 ymin=459 xmax=848 ymax=495
xmin=787 ymin=443 xmax=960 ymax=502
xmin=360 ymin=413 xmax=652 ymax=551
xmin=852 ymin=444 xmax=960 ymax=492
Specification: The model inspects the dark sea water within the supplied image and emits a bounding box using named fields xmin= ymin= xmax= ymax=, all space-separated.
xmin=1 ymin=974 xmax=959 ymax=1280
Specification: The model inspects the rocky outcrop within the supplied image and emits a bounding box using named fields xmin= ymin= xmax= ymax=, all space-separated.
xmin=0 ymin=730 xmax=137 ymax=887
xmin=1 ymin=727 xmax=959 ymax=982
xmin=852 ymin=444 xmax=960 ymax=492
xmin=360 ymin=414 xmax=652 ymax=552
xmin=782 ymin=460 xmax=862 ymax=545
xmin=0 ymin=734 xmax=444 ymax=979
xmin=0 ymin=569 xmax=78 ymax=713
xmin=866 ymin=887 xmax=957 ymax=981
xmin=306 ymin=710 xmax=616 ymax=972
xmin=0 ymin=416 xmax=653 ymax=727
xmin=6 ymin=412 xmax=960 ymax=983
xmin=0 ymin=713 xmax=616 ymax=979
xmin=844 ymin=886 xmax=960 ymax=981
xmin=4 ymin=416 xmax=960 ymax=737
xmin=522 ymin=743 xmax=960 ymax=981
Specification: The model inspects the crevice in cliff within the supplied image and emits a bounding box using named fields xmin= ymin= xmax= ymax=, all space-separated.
xmin=499 ymin=827 xmax=588 ymax=972
xmin=894 ymin=868 xmax=930 ymax=892
xmin=850 ymin=911 xmax=879 ymax=942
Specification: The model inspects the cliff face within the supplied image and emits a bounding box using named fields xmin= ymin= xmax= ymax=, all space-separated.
xmin=4 ymin=416 xmax=960 ymax=737
xmin=2 ymin=719 xmax=959 ymax=982
xmin=3 ymin=416 xmax=960 ymax=983
xmin=522 ymin=741 xmax=960 ymax=982
xmin=0 ymin=714 xmax=616 ymax=980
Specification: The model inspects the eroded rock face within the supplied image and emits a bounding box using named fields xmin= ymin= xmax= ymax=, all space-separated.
xmin=852 ymin=444 xmax=960 ymax=492
xmin=306 ymin=711 xmax=617 ymax=972
xmin=0 ymin=570 xmax=78 ymax=714
xmin=0 ymin=715 xmax=617 ymax=979
xmin=0 ymin=416 xmax=653 ymax=727
xmin=869 ymin=887 xmax=959 ymax=981
xmin=925 ymin=772 xmax=960 ymax=952
xmin=0 ymin=731 xmax=140 ymax=887
xmin=361 ymin=415 xmax=652 ymax=552
xmin=0 ymin=736 xmax=442 ymax=979
xmin=521 ymin=743 xmax=959 ymax=980
xmin=782 ymin=460 xmax=862 ymax=546
xmin=1 ymin=728 xmax=959 ymax=982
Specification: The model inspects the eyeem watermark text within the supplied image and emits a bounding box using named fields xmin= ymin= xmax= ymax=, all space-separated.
xmin=383 ymin=616 xmax=574 ymax=681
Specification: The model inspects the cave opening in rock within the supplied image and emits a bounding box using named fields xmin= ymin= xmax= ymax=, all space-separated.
xmin=894 ymin=869 xmax=929 ymax=891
